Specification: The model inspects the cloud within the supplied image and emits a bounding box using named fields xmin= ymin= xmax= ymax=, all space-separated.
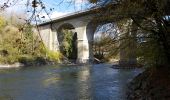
xmin=50 ymin=11 xmax=69 ymax=19
xmin=75 ymin=0 xmax=86 ymax=3
xmin=74 ymin=0 xmax=89 ymax=10
xmin=38 ymin=11 xmax=70 ymax=22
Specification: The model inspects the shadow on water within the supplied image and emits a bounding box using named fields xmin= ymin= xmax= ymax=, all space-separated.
xmin=0 ymin=64 xmax=142 ymax=100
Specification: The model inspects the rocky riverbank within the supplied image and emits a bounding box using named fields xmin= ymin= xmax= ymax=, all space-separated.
xmin=126 ymin=66 xmax=170 ymax=100
xmin=0 ymin=62 xmax=24 ymax=69
xmin=0 ymin=57 xmax=57 ymax=69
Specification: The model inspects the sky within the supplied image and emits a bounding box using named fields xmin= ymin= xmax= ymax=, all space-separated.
xmin=39 ymin=0 xmax=91 ymax=19
xmin=1 ymin=0 xmax=91 ymax=22
xmin=0 ymin=0 xmax=117 ymax=40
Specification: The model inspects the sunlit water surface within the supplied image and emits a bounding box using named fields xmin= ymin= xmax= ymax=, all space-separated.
xmin=0 ymin=64 xmax=142 ymax=100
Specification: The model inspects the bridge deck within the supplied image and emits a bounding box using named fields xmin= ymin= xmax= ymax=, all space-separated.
xmin=38 ymin=9 xmax=94 ymax=26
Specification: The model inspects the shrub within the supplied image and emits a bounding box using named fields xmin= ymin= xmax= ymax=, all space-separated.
xmin=46 ymin=50 xmax=62 ymax=63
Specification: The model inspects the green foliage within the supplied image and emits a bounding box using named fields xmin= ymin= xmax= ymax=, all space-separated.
xmin=0 ymin=55 xmax=19 ymax=64
xmin=61 ymin=29 xmax=74 ymax=58
xmin=46 ymin=50 xmax=62 ymax=63
xmin=0 ymin=16 xmax=61 ymax=64
xmin=0 ymin=16 xmax=5 ymax=28
xmin=136 ymin=31 xmax=167 ymax=67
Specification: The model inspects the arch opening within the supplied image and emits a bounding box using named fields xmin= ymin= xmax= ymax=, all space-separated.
xmin=86 ymin=22 xmax=119 ymax=63
xmin=57 ymin=23 xmax=77 ymax=62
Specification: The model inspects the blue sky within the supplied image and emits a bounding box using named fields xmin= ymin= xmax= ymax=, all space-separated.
xmin=1 ymin=0 xmax=91 ymax=21
xmin=40 ymin=0 xmax=91 ymax=18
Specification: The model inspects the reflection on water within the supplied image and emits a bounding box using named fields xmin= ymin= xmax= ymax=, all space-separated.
xmin=43 ymin=77 xmax=61 ymax=87
xmin=78 ymin=69 xmax=90 ymax=81
xmin=0 ymin=64 xmax=142 ymax=100
xmin=77 ymin=67 xmax=91 ymax=99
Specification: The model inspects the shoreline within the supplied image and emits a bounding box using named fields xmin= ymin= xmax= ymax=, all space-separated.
xmin=0 ymin=62 xmax=91 ymax=69
xmin=0 ymin=62 xmax=24 ymax=69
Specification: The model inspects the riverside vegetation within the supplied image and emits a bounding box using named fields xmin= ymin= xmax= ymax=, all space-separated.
xmin=0 ymin=16 xmax=62 ymax=66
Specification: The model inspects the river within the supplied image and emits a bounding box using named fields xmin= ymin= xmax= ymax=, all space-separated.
xmin=0 ymin=63 xmax=142 ymax=100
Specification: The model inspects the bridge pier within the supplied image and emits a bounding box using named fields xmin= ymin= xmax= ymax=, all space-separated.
xmin=119 ymin=37 xmax=137 ymax=67
xmin=119 ymin=20 xmax=137 ymax=67
xmin=75 ymin=26 xmax=94 ymax=64
xmin=76 ymin=40 xmax=89 ymax=63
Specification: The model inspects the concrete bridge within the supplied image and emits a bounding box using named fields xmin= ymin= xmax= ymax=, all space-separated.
xmin=38 ymin=9 xmax=136 ymax=65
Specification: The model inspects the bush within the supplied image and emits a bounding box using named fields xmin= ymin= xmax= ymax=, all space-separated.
xmin=0 ymin=16 xmax=62 ymax=65
xmin=18 ymin=55 xmax=34 ymax=64
xmin=46 ymin=50 xmax=62 ymax=63
xmin=0 ymin=55 xmax=19 ymax=64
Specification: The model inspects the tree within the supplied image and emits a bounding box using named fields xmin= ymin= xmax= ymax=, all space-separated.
xmin=61 ymin=29 xmax=74 ymax=59
xmin=0 ymin=15 xmax=51 ymax=64
xmin=89 ymin=0 xmax=170 ymax=66
xmin=92 ymin=22 xmax=120 ymax=61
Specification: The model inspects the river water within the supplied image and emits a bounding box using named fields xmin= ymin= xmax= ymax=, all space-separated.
xmin=0 ymin=64 xmax=141 ymax=100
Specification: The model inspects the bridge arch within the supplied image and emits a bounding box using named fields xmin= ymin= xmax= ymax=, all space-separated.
xmin=56 ymin=23 xmax=77 ymax=61
xmin=57 ymin=23 xmax=75 ymax=31
xmin=85 ymin=20 xmax=116 ymax=63
xmin=57 ymin=23 xmax=75 ymax=46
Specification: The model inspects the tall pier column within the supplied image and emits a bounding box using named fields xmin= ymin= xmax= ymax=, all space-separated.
xmin=76 ymin=27 xmax=90 ymax=63
xmin=38 ymin=24 xmax=53 ymax=51
xmin=119 ymin=20 xmax=137 ymax=67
